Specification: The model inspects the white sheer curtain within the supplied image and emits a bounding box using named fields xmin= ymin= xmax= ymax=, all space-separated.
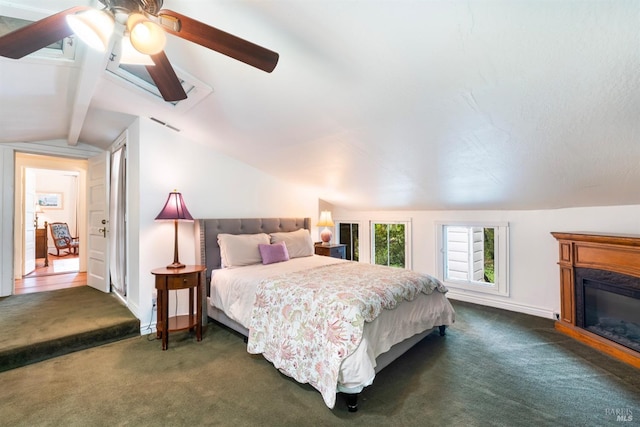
xmin=109 ymin=144 xmax=127 ymax=297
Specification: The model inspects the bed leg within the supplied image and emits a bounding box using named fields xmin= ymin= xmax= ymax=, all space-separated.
xmin=439 ymin=325 xmax=446 ymax=336
xmin=345 ymin=393 xmax=359 ymax=412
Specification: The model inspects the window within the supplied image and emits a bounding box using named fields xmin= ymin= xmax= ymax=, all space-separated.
xmin=338 ymin=222 xmax=359 ymax=261
xmin=105 ymin=62 xmax=195 ymax=105
xmin=0 ymin=15 xmax=76 ymax=61
xmin=436 ymin=222 xmax=509 ymax=296
xmin=104 ymin=57 xmax=212 ymax=110
xmin=371 ymin=221 xmax=411 ymax=269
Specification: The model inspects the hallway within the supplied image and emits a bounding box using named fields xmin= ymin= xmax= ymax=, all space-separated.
xmin=15 ymin=254 xmax=84 ymax=295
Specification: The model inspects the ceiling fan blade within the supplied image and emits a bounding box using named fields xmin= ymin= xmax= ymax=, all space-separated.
xmin=157 ymin=9 xmax=279 ymax=73
xmin=146 ymin=51 xmax=188 ymax=102
xmin=0 ymin=6 xmax=90 ymax=59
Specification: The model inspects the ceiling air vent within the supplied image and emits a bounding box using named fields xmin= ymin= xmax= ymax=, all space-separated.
xmin=150 ymin=117 xmax=180 ymax=132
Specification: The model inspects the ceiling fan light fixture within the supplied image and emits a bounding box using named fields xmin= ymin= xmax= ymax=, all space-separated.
xmin=66 ymin=9 xmax=114 ymax=51
xmin=127 ymin=13 xmax=166 ymax=55
xmin=119 ymin=37 xmax=155 ymax=65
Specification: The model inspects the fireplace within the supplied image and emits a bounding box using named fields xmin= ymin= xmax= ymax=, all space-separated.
xmin=574 ymin=268 xmax=640 ymax=353
xmin=551 ymin=232 xmax=640 ymax=368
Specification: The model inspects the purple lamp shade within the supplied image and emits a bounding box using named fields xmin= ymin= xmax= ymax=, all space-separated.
xmin=155 ymin=191 xmax=194 ymax=221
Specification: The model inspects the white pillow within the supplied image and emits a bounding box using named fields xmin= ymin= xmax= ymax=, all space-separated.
xmin=218 ymin=233 xmax=270 ymax=268
xmin=270 ymin=228 xmax=314 ymax=258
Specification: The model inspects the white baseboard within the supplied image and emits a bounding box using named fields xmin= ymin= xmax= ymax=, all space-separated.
xmin=138 ymin=294 xmax=555 ymax=332
xmin=140 ymin=322 xmax=156 ymax=335
xmin=446 ymin=290 xmax=556 ymax=319
xmin=106 ymin=294 xmax=154 ymax=335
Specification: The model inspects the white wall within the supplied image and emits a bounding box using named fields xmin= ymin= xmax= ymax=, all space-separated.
xmin=130 ymin=118 xmax=321 ymax=329
xmin=333 ymin=205 xmax=640 ymax=318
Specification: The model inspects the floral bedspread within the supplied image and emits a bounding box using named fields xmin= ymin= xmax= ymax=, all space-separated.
xmin=246 ymin=261 xmax=448 ymax=408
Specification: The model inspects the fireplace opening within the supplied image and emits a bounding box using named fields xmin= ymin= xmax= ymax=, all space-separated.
xmin=575 ymin=268 xmax=640 ymax=353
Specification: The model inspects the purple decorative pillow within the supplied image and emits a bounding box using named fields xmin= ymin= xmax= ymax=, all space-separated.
xmin=259 ymin=241 xmax=290 ymax=265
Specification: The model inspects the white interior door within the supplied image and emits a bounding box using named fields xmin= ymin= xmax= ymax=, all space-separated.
xmin=23 ymin=168 xmax=36 ymax=275
xmin=87 ymin=151 xmax=110 ymax=292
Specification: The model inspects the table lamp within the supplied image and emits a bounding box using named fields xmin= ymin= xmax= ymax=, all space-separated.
xmin=155 ymin=190 xmax=193 ymax=269
xmin=317 ymin=210 xmax=334 ymax=245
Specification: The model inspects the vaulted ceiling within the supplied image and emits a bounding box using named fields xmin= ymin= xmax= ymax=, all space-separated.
xmin=1 ymin=0 xmax=638 ymax=211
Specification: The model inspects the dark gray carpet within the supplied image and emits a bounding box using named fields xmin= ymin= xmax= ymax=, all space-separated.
xmin=0 ymin=300 xmax=637 ymax=426
xmin=0 ymin=286 xmax=140 ymax=372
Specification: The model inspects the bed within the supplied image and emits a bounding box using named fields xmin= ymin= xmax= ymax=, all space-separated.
xmin=195 ymin=217 xmax=455 ymax=411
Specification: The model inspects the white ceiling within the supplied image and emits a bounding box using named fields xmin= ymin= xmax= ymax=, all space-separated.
xmin=1 ymin=0 xmax=638 ymax=211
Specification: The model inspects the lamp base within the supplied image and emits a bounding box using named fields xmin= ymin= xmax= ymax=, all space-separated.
xmin=320 ymin=228 xmax=332 ymax=245
xmin=166 ymin=262 xmax=186 ymax=269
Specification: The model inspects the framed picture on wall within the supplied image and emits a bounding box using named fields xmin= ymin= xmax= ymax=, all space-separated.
xmin=37 ymin=192 xmax=63 ymax=209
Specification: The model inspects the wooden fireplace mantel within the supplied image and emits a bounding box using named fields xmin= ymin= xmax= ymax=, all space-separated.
xmin=551 ymin=232 xmax=640 ymax=369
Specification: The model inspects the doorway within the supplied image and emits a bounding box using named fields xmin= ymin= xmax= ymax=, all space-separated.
xmin=14 ymin=153 xmax=88 ymax=294
xmin=28 ymin=168 xmax=80 ymax=277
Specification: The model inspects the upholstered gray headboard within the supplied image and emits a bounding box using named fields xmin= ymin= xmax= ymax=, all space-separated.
xmin=195 ymin=217 xmax=311 ymax=283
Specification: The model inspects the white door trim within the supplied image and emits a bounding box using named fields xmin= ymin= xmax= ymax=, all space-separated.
xmin=0 ymin=141 xmax=101 ymax=296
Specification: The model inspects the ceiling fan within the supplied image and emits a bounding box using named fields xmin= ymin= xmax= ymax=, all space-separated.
xmin=0 ymin=0 xmax=279 ymax=102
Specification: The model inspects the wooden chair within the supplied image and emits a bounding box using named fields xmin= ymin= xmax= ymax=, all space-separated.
xmin=48 ymin=222 xmax=79 ymax=256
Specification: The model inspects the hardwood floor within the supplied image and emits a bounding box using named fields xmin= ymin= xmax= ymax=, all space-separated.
xmin=14 ymin=254 xmax=86 ymax=295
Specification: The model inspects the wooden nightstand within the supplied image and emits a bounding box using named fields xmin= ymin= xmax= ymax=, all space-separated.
xmin=35 ymin=226 xmax=48 ymax=266
xmin=315 ymin=243 xmax=346 ymax=259
xmin=151 ymin=265 xmax=206 ymax=350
